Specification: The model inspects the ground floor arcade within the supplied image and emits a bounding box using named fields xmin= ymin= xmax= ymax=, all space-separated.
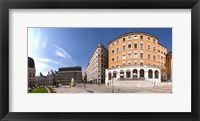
xmin=105 ymin=66 xmax=161 ymax=85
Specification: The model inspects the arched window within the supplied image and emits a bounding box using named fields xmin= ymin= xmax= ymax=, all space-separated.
xmin=120 ymin=70 xmax=124 ymax=79
xmin=140 ymin=69 xmax=145 ymax=78
xmin=155 ymin=70 xmax=159 ymax=79
xmin=148 ymin=70 xmax=153 ymax=79
xmin=126 ymin=69 xmax=131 ymax=78
xmin=133 ymin=69 xmax=138 ymax=78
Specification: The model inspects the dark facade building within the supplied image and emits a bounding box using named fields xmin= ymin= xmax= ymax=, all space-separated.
xmin=28 ymin=57 xmax=36 ymax=87
xmin=166 ymin=51 xmax=172 ymax=81
xmin=58 ymin=66 xmax=82 ymax=85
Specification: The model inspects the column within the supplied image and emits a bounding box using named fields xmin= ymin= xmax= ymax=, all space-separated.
xmin=145 ymin=70 xmax=148 ymax=80
xmin=158 ymin=71 xmax=161 ymax=83
xmin=130 ymin=70 xmax=133 ymax=78
xmin=152 ymin=70 xmax=155 ymax=80
xmin=124 ymin=71 xmax=126 ymax=79
xmin=138 ymin=70 xmax=140 ymax=78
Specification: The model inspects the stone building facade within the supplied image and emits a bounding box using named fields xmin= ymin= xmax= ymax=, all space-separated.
xmin=85 ymin=44 xmax=108 ymax=84
xmin=105 ymin=32 xmax=167 ymax=84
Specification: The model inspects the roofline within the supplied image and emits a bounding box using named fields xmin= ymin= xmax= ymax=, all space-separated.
xmin=108 ymin=32 xmax=159 ymax=45
xmin=85 ymin=43 xmax=108 ymax=70
xmin=158 ymin=43 xmax=167 ymax=49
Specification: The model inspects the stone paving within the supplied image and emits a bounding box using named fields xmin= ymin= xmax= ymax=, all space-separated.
xmin=52 ymin=82 xmax=172 ymax=93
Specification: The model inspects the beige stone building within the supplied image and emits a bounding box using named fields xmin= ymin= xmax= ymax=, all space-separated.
xmin=85 ymin=44 xmax=108 ymax=84
xmin=105 ymin=32 xmax=167 ymax=84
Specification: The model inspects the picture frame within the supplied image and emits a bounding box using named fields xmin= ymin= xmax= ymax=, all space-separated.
xmin=0 ymin=0 xmax=199 ymax=121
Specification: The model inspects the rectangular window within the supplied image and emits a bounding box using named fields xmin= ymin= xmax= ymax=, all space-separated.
xmin=112 ymin=58 xmax=114 ymax=62
xmin=128 ymin=61 xmax=131 ymax=65
xmin=140 ymin=62 xmax=143 ymax=65
xmin=128 ymin=44 xmax=131 ymax=49
xmin=148 ymin=37 xmax=151 ymax=41
xmin=134 ymin=62 xmax=137 ymax=65
xmin=153 ymin=39 xmax=156 ymax=43
xmin=116 ymin=48 xmax=119 ymax=53
xmin=148 ymin=54 xmax=150 ymax=59
xmin=153 ymin=47 xmax=156 ymax=52
xmin=128 ymin=35 xmax=132 ymax=40
xmin=158 ymin=55 xmax=160 ymax=59
xmin=140 ymin=53 xmax=143 ymax=58
xmin=140 ymin=35 xmax=143 ymax=40
xmin=112 ymin=43 xmax=114 ymax=46
xmin=128 ymin=53 xmax=131 ymax=58
xmin=148 ymin=45 xmax=151 ymax=50
xmin=134 ymin=44 xmax=137 ymax=49
xmin=123 ymin=45 xmax=125 ymax=50
xmin=153 ymin=55 xmax=156 ymax=60
xmin=116 ymin=40 xmax=119 ymax=44
xmin=116 ymin=56 xmax=119 ymax=61
xmin=158 ymin=50 xmax=160 ymax=53
xmin=140 ymin=43 xmax=143 ymax=49
xmin=134 ymin=34 xmax=138 ymax=39
xmin=123 ymin=38 xmax=125 ymax=42
xmin=134 ymin=52 xmax=138 ymax=58
xmin=112 ymin=50 xmax=114 ymax=54
xmin=122 ymin=62 xmax=126 ymax=66
xmin=122 ymin=53 xmax=126 ymax=59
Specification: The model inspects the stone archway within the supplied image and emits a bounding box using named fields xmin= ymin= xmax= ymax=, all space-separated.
xmin=155 ymin=70 xmax=159 ymax=79
xmin=140 ymin=69 xmax=145 ymax=78
xmin=113 ymin=71 xmax=117 ymax=78
xmin=148 ymin=70 xmax=153 ymax=79
xmin=120 ymin=70 xmax=124 ymax=79
xmin=132 ymin=69 xmax=138 ymax=78
xmin=126 ymin=69 xmax=131 ymax=78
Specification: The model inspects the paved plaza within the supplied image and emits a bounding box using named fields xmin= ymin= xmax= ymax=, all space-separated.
xmin=52 ymin=82 xmax=172 ymax=93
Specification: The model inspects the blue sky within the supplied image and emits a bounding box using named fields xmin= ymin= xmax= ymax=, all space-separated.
xmin=28 ymin=28 xmax=172 ymax=76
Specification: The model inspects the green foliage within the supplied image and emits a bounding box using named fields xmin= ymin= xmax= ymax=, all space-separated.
xmin=30 ymin=87 xmax=48 ymax=93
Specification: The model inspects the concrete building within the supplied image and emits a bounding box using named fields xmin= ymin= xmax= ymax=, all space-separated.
xmin=85 ymin=44 xmax=108 ymax=84
xmin=166 ymin=51 xmax=172 ymax=81
xmin=28 ymin=57 xmax=36 ymax=87
xmin=105 ymin=32 xmax=167 ymax=84
xmin=58 ymin=66 xmax=82 ymax=85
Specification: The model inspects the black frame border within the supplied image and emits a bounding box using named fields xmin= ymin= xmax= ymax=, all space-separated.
xmin=0 ymin=0 xmax=200 ymax=121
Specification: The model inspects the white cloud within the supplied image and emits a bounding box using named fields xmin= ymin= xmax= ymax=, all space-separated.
xmin=28 ymin=28 xmax=48 ymax=54
xmin=53 ymin=44 xmax=76 ymax=66
xmin=35 ymin=57 xmax=58 ymax=65
xmin=35 ymin=61 xmax=50 ymax=76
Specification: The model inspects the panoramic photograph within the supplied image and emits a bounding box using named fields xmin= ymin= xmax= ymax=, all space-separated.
xmin=28 ymin=28 xmax=172 ymax=93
